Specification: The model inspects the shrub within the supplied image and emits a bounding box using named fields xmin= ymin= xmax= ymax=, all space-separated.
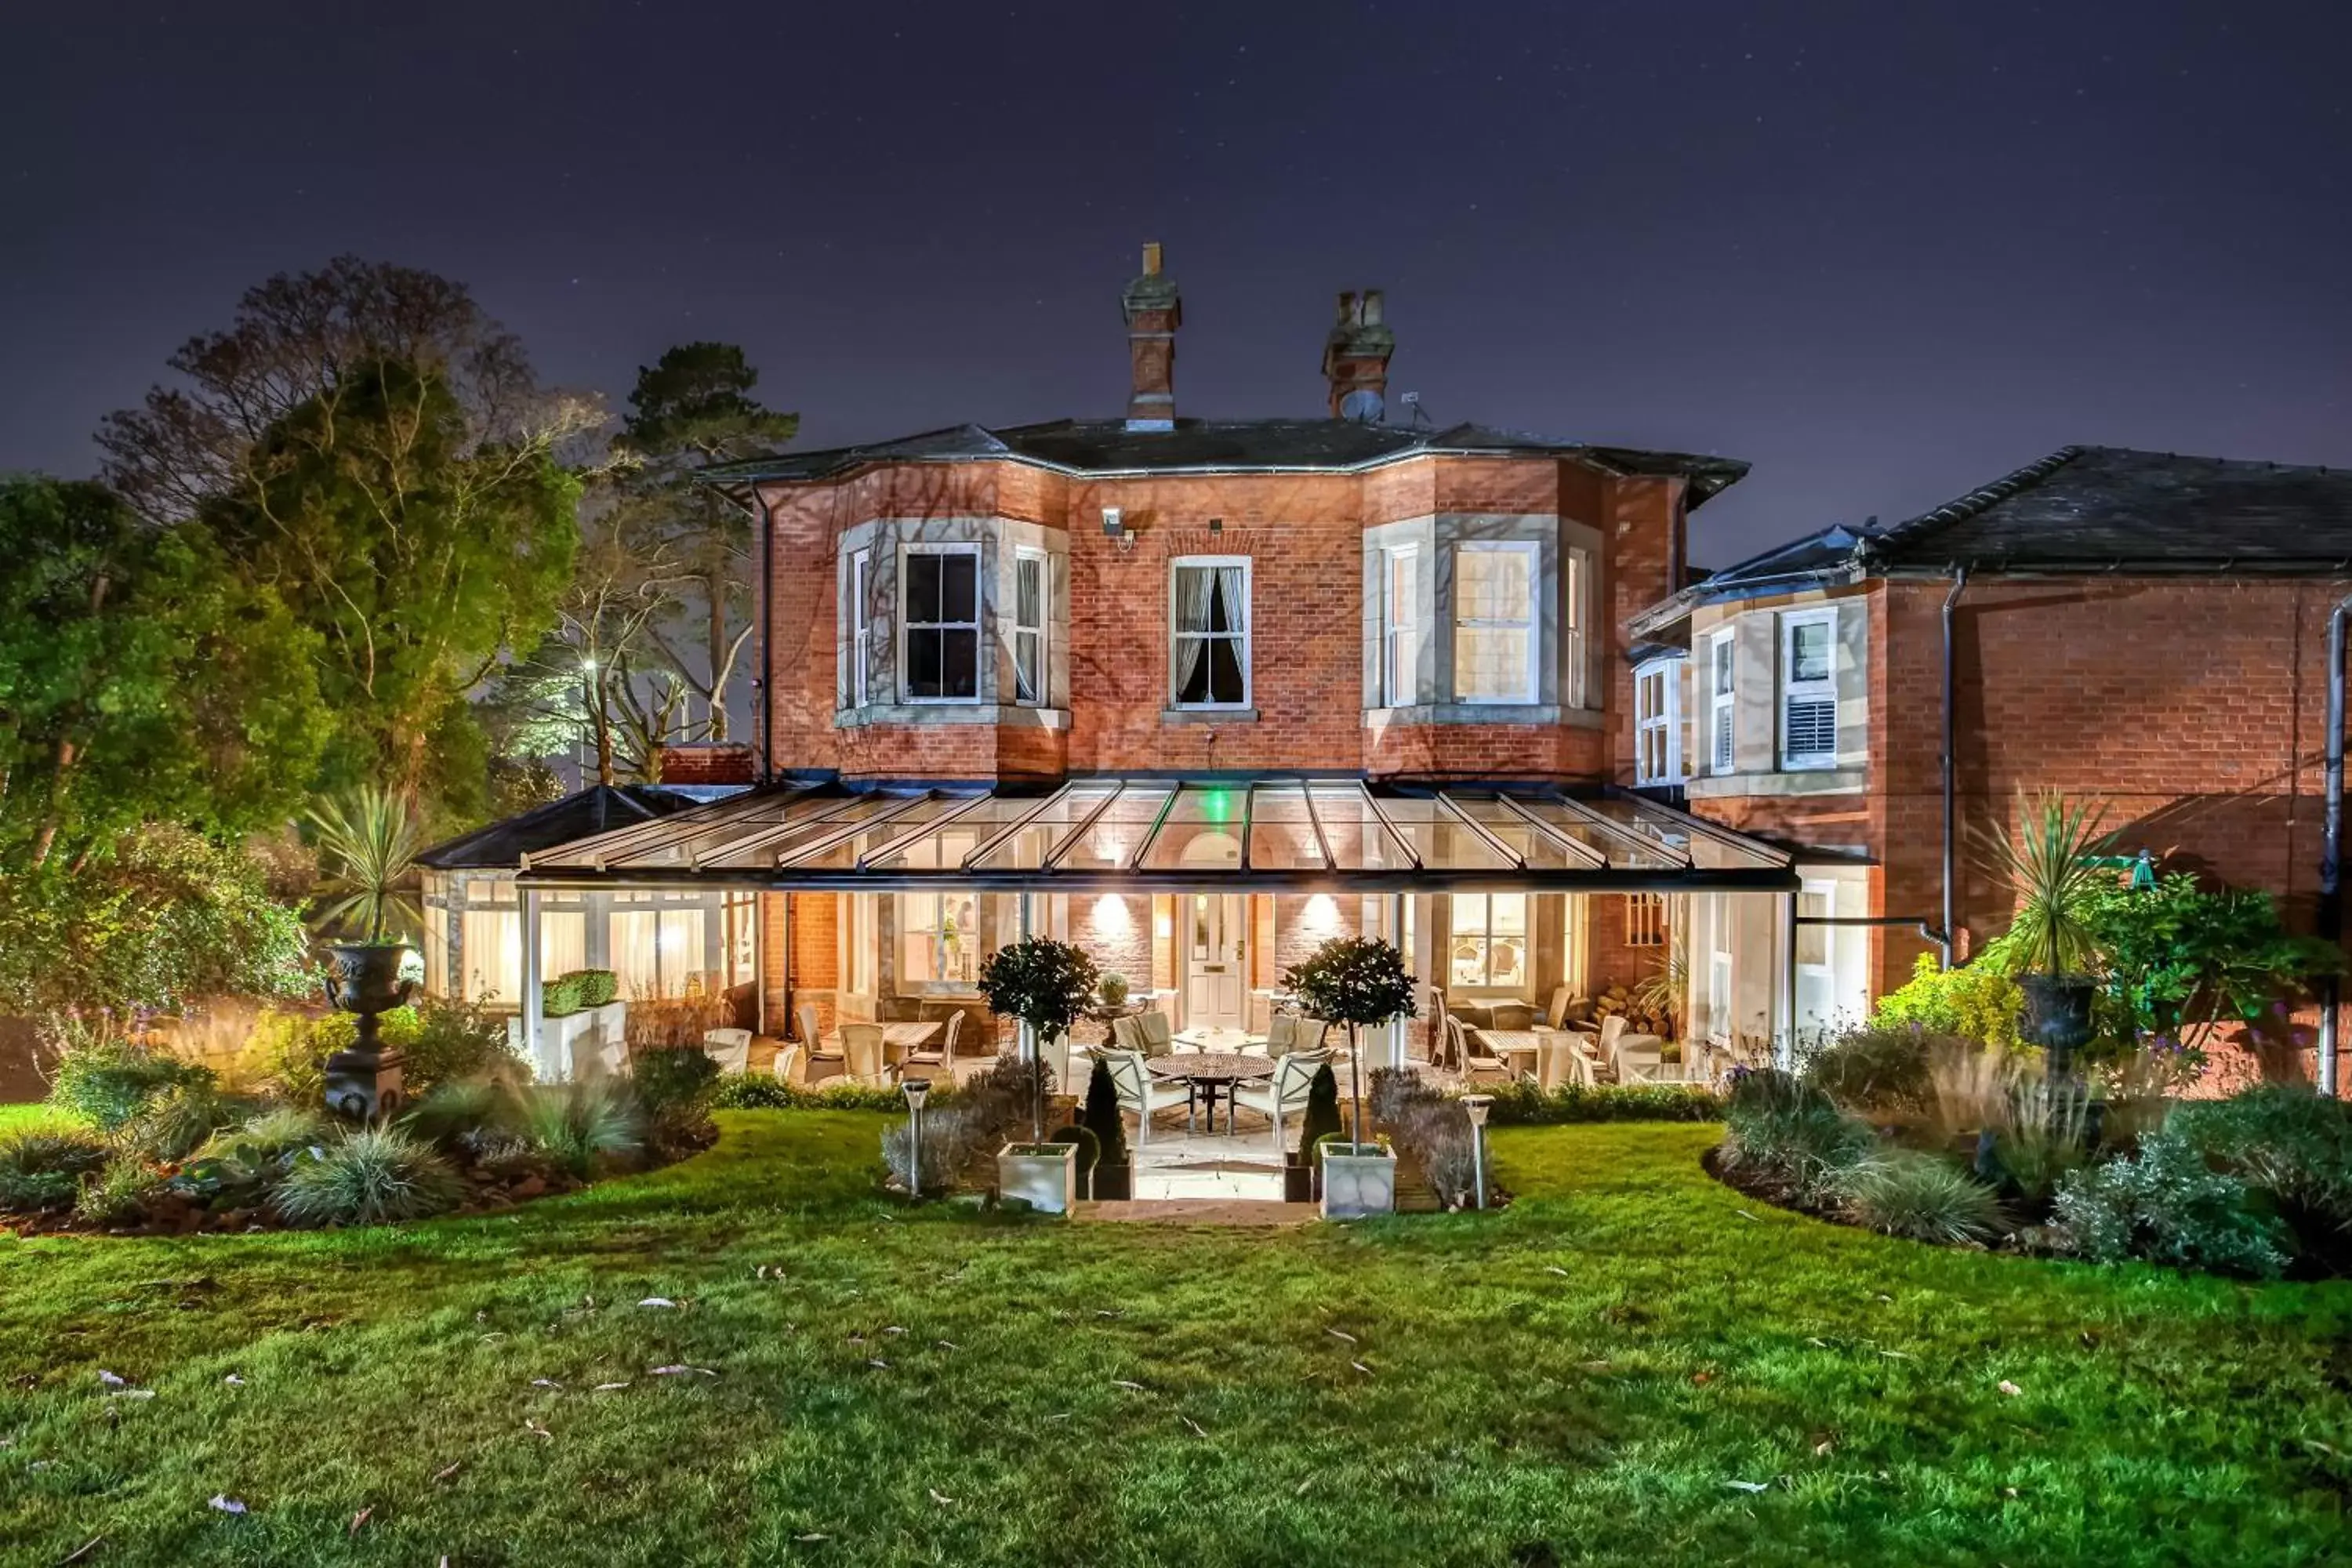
xmin=1869 ymin=953 xmax=2025 ymax=1050
xmin=45 ymin=1019 xmax=216 ymax=1131
xmin=882 ymin=1103 xmax=973 ymax=1196
xmin=2049 ymin=1127 xmax=2290 ymax=1278
xmin=201 ymin=1107 xmax=331 ymax=1165
xmin=1922 ymin=1040 xmax=2021 ymax=1144
xmin=397 ymin=1080 xmax=508 ymax=1153
xmin=176 ymin=1108 xmax=332 ymax=1209
xmin=118 ymin=1080 xmax=238 ymax=1164
xmin=274 ymin=1127 xmax=463 ymax=1228
xmin=711 ymin=1076 xmax=919 ymax=1112
xmin=76 ymin=1156 xmax=165 ymax=1226
xmin=1392 ymin=1098 xmax=1479 ymax=1208
xmin=1295 ymin=1064 xmax=1343 ymax=1163
xmin=403 ymin=997 xmax=527 ymax=1095
xmin=0 ymin=1129 xmax=111 ymax=1211
xmin=1839 ymin=1152 xmax=2006 ymax=1246
xmin=574 ymin=969 xmax=619 ymax=1008
xmin=633 ymin=1045 xmax=720 ymax=1116
xmin=543 ymin=971 xmax=590 ymax=1018
xmin=1800 ymin=1026 xmax=1938 ymax=1115
xmin=1080 ymin=1058 xmax=1129 ymax=1168
xmin=1719 ymin=1069 xmax=1878 ymax=1203
xmin=1368 ymin=1065 xmax=1434 ymax=1128
xmin=515 ymin=1080 xmax=645 ymax=1178
xmin=960 ymin=1055 xmax=1053 ymax=1149
xmin=2171 ymin=1086 xmax=2352 ymax=1243
xmin=1988 ymin=1076 xmax=2092 ymax=1207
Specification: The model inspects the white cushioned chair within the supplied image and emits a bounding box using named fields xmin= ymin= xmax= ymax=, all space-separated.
xmin=1095 ymin=1047 xmax=1190 ymax=1145
xmin=1230 ymin=1047 xmax=1330 ymax=1152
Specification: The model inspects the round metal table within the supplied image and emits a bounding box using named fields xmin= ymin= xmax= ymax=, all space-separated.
xmin=1145 ymin=1051 xmax=1276 ymax=1136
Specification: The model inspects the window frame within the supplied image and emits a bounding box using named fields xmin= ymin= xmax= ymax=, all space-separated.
xmin=1633 ymin=655 xmax=1682 ymax=786
xmin=1011 ymin=546 xmax=1047 ymax=708
xmin=898 ymin=540 xmax=985 ymax=706
xmin=1563 ymin=543 xmax=1593 ymax=710
xmin=1778 ymin=608 xmax=1838 ymax=770
xmin=1451 ymin=539 xmax=1541 ymax=706
xmin=1708 ymin=630 xmax=1736 ymax=774
xmin=1169 ymin=554 xmax=1253 ymax=711
xmin=1446 ymin=891 xmax=1530 ymax=993
xmin=848 ymin=546 xmax=874 ymax=708
xmin=1381 ymin=543 xmax=1420 ymax=707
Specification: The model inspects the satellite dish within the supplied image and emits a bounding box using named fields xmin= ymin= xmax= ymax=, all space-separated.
xmin=1338 ymin=387 xmax=1385 ymax=423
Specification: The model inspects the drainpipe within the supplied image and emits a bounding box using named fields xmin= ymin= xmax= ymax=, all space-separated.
xmin=1937 ymin=568 xmax=1969 ymax=968
xmin=2318 ymin=595 xmax=2352 ymax=1098
xmin=754 ymin=485 xmax=775 ymax=785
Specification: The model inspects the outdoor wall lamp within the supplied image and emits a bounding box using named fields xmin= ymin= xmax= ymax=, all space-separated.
xmin=1102 ymin=506 xmax=1133 ymax=552
xmin=1461 ymin=1094 xmax=1494 ymax=1210
xmin=902 ymin=1076 xmax=931 ymax=1197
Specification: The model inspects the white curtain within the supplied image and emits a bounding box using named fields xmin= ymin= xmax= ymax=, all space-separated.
xmin=1174 ymin=565 xmax=1218 ymax=696
xmin=1214 ymin=565 xmax=1243 ymax=639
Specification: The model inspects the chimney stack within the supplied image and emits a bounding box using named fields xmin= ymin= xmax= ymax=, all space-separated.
xmin=1323 ymin=289 xmax=1396 ymax=422
xmin=1120 ymin=242 xmax=1181 ymax=432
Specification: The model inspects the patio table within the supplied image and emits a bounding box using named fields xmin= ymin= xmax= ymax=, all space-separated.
xmin=880 ymin=1020 xmax=947 ymax=1065
xmin=1173 ymin=1025 xmax=1261 ymax=1054
xmin=1468 ymin=1029 xmax=1548 ymax=1076
xmin=1146 ymin=1051 xmax=1276 ymax=1135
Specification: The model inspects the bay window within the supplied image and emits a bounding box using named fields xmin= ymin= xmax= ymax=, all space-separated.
xmin=1172 ymin=557 xmax=1250 ymax=707
xmin=1453 ymin=541 xmax=1537 ymax=704
xmin=1635 ymin=656 xmax=1681 ymax=785
xmin=1011 ymin=547 xmax=1047 ymax=706
xmin=1381 ymin=544 xmax=1420 ymax=706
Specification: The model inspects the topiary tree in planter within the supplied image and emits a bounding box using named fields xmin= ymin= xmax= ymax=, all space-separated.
xmin=978 ymin=936 xmax=1098 ymax=1142
xmin=1282 ymin=935 xmax=1417 ymax=1149
xmin=1080 ymin=1057 xmax=1131 ymax=1197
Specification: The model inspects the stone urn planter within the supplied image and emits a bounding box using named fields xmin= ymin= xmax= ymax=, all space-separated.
xmin=1319 ymin=1142 xmax=1397 ymax=1219
xmin=322 ymin=942 xmax=414 ymax=1121
xmin=2019 ymin=973 xmax=2096 ymax=1076
xmin=997 ymin=1141 xmax=1078 ymax=1214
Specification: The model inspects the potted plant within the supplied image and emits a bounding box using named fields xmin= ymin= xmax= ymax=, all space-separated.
xmin=1978 ymin=790 xmax=2111 ymax=1077
xmin=1287 ymin=1062 xmax=1341 ymax=1203
xmin=308 ymin=786 xmax=423 ymax=1119
xmin=1079 ymin=1057 xmax=1133 ymax=1200
xmin=978 ymin=935 xmax=1099 ymax=1214
xmin=1282 ymin=935 xmax=1417 ymax=1218
xmin=1098 ymin=971 xmax=1131 ymax=1008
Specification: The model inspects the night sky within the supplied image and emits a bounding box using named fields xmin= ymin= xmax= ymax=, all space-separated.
xmin=5 ymin=1 xmax=2348 ymax=566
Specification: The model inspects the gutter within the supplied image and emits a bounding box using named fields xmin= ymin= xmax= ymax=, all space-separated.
xmin=2320 ymin=593 xmax=2352 ymax=1097
xmin=1936 ymin=568 xmax=1967 ymax=968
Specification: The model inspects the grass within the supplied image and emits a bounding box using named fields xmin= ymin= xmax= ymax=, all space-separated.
xmin=1 ymin=1112 xmax=2348 ymax=1566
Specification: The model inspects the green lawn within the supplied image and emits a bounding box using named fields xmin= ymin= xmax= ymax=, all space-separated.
xmin=2 ymin=1113 xmax=2348 ymax=1566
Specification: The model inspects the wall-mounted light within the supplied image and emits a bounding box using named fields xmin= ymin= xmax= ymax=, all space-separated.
xmin=1091 ymin=895 xmax=1133 ymax=938
xmin=1207 ymin=516 xmax=1223 ymax=536
xmin=1301 ymin=893 xmax=1342 ymax=938
xmin=1102 ymin=506 xmax=1131 ymax=553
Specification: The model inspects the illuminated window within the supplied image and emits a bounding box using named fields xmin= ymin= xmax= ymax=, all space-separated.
xmin=898 ymin=890 xmax=982 ymax=987
xmin=1448 ymin=893 xmax=1527 ymax=989
xmin=1453 ymin=541 xmax=1537 ymax=704
xmin=1635 ymin=658 xmax=1681 ymax=786
xmin=1627 ymin=893 xmax=1664 ymax=949
xmin=1709 ymin=630 xmax=1736 ymax=773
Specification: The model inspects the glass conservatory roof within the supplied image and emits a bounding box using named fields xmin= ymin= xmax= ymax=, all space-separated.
xmin=515 ymin=779 xmax=1796 ymax=895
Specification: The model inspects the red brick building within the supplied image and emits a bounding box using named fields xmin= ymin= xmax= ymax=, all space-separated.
xmin=444 ymin=247 xmax=1804 ymax=1080
xmin=1628 ymin=445 xmax=2352 ymax=1090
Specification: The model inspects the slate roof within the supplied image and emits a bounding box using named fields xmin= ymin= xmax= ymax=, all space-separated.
xmin=1857 ymin=445 xmax=2352 ymax=574
xmin=416 ymin=785 xmax=710 ymax=871
xmin=701 ymin=418 xmax=1750 ymax=507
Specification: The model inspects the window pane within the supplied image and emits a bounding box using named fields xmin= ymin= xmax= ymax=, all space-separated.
xmin=1455 ymin=626 xmax=1530 ymax=702
xmin=1791 ymin=621 xmax=1831 ymax=682
xmin=1014 ymin=630 xmax=1041 ymax=705
xmin=1715 ymin=637 xmax=1734 ymax=685
xmin=1174 ymin=566 xmax=1212 ymax=633
xmin=1457 ymin=548 xmax=1531 ymax=619
xmin=906 ymin=628 xmax=943 ymax=698
xmin=942 ymin=627 xmax=978 ymax=699
xmin=1206 ymin=638 xmax=1244 ymax=703
xmin=906 ymin=553 xmax=942 ymax=623
xmin=942 ymin=551 xmax=978 ymax=619
xmin=1015 ymin=555 xmax=1042 ymax=626
xmin=1388 ymin=550 xmax=1417 ymax=622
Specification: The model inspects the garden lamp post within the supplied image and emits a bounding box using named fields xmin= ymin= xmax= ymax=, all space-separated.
xmin=1461 ymin=1094 xmax=1493 ymax=1210
xmin=902 ymin=1076 xmax=931 ymax=1197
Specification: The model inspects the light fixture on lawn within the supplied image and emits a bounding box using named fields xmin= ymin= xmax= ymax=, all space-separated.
xmin=902 ymin=1076 xmax=932 ymax=1197
xmin=1461 ymin=1093 xmax=1494 ymax=1210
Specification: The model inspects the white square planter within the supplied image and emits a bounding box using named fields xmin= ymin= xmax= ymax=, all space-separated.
xmin=509 ymin=1000 xmax=628 ymax=1081
xmin=997 ymin=1142 xmax=1078 ymax=1214
xmin=1319 ymin=1143 xmax=1397 ymax=1219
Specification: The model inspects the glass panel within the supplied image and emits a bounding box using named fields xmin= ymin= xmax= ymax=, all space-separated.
xmin=1454 ymin=625 xmax=1531 ymax=703
xmin=1245 ymin=785 xmax=1323 ymax=870
xmin=1309 ymin=786 xmax=1412 ymax=870
xmin=907 ymin=552 xmax=942 ymax=622
xmin=1504 ymin=797 xmax=1684 ymax=871
xmin=898 ymin=890 xmax=982 ymax=986
xmin=1053 ymin=786 xmax=1175 ymax=871
xmin=459 ymin=909 xmax=520 ymax=1004
xmin=1137 ymin=786 xmax=1247 ymax=872
xmin=711 ymin=794 xmax=925 ymax=869
xmin=1577 ymin=797 xmax=1776 ymax=871
xmin=783 ymin=796 xmax=985 ymax=870
xmin=1371 ymin=797 xmax=1514 ymax=870
xmin=1441 ymin=795 xmax=1584 ymax=871
xmin=603 ymin=793 xmax=845 ymax=869
xmin=1790 ymin=619 xmax=1831 ymax=683
xmin=967 ymin=784 xmax=1123 ymax=871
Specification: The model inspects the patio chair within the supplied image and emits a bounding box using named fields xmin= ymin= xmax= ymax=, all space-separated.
xmin=898 ymin=1010 xmax=963 ymax=1076
xmin=1133 ymin=1011 xmax=1175 ymax=1058
xmin=1261 ymin=1014 xmax=1298 ymax=1058
xmin=840 ymin=1022 xmax=891 ymax=1087
xmin=1597 ymin=1014 xmax=1666 ymax=1083
xmin=1454 ymin=1017 xmax=1513 ymax=1086
xmin=1485 ymin=1000 xmax=1538 ymax=1032
xmin=797 ymin=1004 xmax=845 ymax=1083
xmin=770 ymin=1044 xmax=802 ymax=1085
xmin=1532 ymin=985 xmax=1577 ymax=1033
xmin=701 ymin=1027 xmax=753 ymax=1075
xmin=1537 ymin=1033 xmax=1598 ymax=1091
xmin=1097 ymin=1047 xmax=1190 ymax=1146
xmin=1231 ymin=1047 xmax=1332 ymax=1152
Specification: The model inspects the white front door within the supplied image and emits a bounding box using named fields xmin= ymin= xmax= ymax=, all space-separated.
xmin=1182 ymin=893 xmax=1247 ymax=1031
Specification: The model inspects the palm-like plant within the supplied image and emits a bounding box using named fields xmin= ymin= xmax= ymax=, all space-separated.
xmin=1976 ymin=791 xmax=2113 ymax=978
xmin=308 ymin=786 xmax=424 ymax=944
xmin=1632 ymin=936 xmax=1688 ymax=1039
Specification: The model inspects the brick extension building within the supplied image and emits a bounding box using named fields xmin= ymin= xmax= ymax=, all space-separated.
xmin=1628 ymin=445 xmax=2352 ymax=1090
xmin=423 ymin=246 xmax=1809 ymax=1076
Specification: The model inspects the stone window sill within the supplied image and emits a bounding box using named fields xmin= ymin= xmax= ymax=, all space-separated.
xmin=1684 ymin=768 xmax=1865 ymax=800
xmin=1160 ymin=707 xmax=1258 ymax=725
xmin=1365 ymin=703 xmax=1602 ymax=729
xmin=836 ymin=705 xmax=1068 ymax=730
